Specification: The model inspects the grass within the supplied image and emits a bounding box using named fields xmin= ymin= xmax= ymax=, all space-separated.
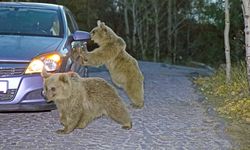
xmin=194 ymin=61 xmax=250 ymax=122
xmin=194 ymin=61 xmax=250 ymax=149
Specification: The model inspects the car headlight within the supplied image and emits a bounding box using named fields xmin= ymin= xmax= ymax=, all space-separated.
xmin=25 ymin=52 xmax=62 ymax=74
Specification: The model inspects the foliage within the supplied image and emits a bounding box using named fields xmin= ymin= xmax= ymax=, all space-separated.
xmin=57 ymin=0 xmax=118 ymax=31
xmin=0 ymin=0 xmax=245 ymax=67
xmin=195 ymin=62 xmax=250 ymax=123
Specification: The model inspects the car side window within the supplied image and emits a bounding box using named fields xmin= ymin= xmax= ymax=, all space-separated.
xmin=65 ymin=9 xmax=78 ymax=35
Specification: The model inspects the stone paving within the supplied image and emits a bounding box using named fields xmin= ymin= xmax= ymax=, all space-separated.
xmin=0 ymin=62 xmax=233 ymax=150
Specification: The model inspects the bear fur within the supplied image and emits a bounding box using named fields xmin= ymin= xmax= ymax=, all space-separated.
xmin=41 ymin=70 xmax=132 ymax=134
xmin=71 ymin=20 xmax=144 ymax=108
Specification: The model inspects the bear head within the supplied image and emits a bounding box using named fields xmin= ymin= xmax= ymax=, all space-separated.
xmin=90 ymin=20 xmax=116 ymax=45
xmin=41 ymin=69 xmax=73 ymax=102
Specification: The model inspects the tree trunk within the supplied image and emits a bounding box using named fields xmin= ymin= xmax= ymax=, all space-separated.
xmin=123 ymin=0 xmax=131 ymax=50
xmin=224 ymin=0 xmax=231 ymax=83
xmin=132 ymin=0 xmax=137 ymax=56
xmin=173 ymin=0 xmax=177 ymax=64
xmin=187 ymin=24 xmax=191 ymax=57
xmin=168 ymin=0 xmax=172 ymax=63
xmin=87 ymin=0 xmax=90 ymax=28
xmin=153 ymin=1 xmax=160 ymax=62
xmin=143 ymin=18 xmax=149 ymax=60
xmin=137 ymin=22 xmax=144 ymax=60
xmin=242 ymin=0 xmax=250 ymax=91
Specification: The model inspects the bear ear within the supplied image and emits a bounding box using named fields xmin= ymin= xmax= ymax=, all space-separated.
xmin=97 ymin=20 xmax=101 ymax=26
xmin=41 ymin=67 xmax=50 ymax=79
xmin=97 ymin=20 xmax=106 ymax=29
xmin=59 ymin=74 xmax=70 ymax=84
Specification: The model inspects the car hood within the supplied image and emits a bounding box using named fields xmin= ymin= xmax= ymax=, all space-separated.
xmin=0 ymin=35 xmax=63 ymax=61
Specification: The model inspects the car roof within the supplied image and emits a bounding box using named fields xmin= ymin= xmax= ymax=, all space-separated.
xmin=0 ymin=2 xmax=62 ymax=10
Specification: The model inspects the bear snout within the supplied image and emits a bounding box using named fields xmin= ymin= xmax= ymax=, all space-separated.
xmin=41 ymin=90 xmax=49 ymax=101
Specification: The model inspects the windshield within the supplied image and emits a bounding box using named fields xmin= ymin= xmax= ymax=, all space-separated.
xmin=0 ymin=7 xmax=63 ymax=37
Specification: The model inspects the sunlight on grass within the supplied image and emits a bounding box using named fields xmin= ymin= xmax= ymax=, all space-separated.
xmin=194 ymin=61 xmax=250 ymax=123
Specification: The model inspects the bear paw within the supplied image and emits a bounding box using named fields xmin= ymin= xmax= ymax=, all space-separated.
xmin=122 ymin=122 xmax=132 ymax=130
xmin=56 ymin=129 xmax=68 ymax=134
xmin=76 ymin=123 xmax=87 ymax=129
xmin=131 ymin=103 xmax=144 ymax=109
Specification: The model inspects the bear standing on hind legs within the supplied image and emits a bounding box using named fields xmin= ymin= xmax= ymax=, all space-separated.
xmin=72 ymin=20 xmax=144 ymax=108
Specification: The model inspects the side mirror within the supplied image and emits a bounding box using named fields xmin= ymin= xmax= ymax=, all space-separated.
xmin=73 ymin=31 xmax=90 ymax=41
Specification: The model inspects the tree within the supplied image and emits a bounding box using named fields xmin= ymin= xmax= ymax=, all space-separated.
xmin=123 ymin=0 xmax=131 ymax=50
xmin=152 ymin=0 xmax=160 ymax=62
xmin=18 ymin=0 xmax=243 ymax=66
xmin=224 ymin=0 xmax=231 ymax=83
xmin=167 ymin=0 xmax=172 ymax=62
xmin=242 ymin=0 xmax=250 ymax=91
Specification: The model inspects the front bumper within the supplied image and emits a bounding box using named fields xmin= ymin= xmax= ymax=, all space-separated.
xmin=0 ymin=74 xmax=56 ymax=112
xmin=0 ymin=102 xmax=56 ymax=112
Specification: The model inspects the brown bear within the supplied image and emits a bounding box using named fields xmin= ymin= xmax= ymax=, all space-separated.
xmin=70 ymin=20 xmax=144 ymax=108
xmin=41 ymin=69 xmax=132 ymax=134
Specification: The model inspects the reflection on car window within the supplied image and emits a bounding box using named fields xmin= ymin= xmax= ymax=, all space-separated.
xmin=0 ymin=7 xmax=63 ymax=37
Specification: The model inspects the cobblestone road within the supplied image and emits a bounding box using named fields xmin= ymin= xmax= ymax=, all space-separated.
xmin=0 ymin=62 xmax=233 ymax=150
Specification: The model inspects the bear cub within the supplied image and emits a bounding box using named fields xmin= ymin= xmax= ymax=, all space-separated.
xmin=41 ymin=70 xmax=132 ymax=134
xmin=70 ymin=20 xmax=144 ymax=108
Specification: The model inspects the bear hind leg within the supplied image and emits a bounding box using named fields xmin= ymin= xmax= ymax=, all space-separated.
xmin=124 ymin=81 xmax=144 ymax=109
xmin=106 ymin=102 xmax=132 ymax=130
